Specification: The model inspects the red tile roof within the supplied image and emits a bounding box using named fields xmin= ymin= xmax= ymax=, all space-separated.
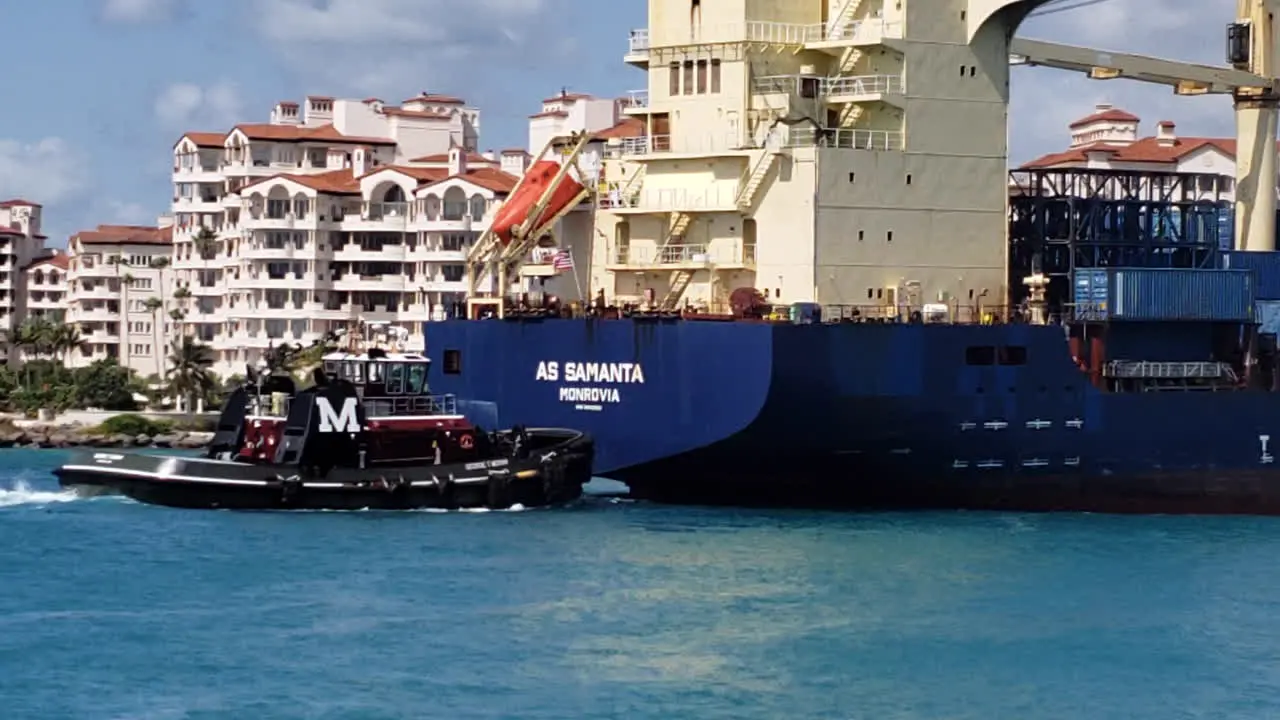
xmin=1068 ymin=108 xmax=1140 ymax=129
xmin=1019 ymin=135 xmax=1275 ymax=168
xmin=361 ymin=165 xmax=451 ymax=186
xmin=25 ymin=252 xmax=70 ymax=271
xmin=0 ymin=227 xmax=23 ymax=237
xmin=417 ymin=167 xmax=520 ymax=194
xmin=409 ymin=151 xmax=497 ymax=165
xmin=73 ymin=224 xmax=173 ymax=246
xmin=241 ymin=168 xmax=361 ymax=195
xmin=542 ymin=91 xmax=595 ymax=103
xmin=0 ymin=198 xmax=40 ymax=208
xmin=174 ymin=132 xmax=225 ymax=149
xmin=229 ymin=123 xmax=396 ymax=146
xmin=594 ymin=118 xmax=645 ymax=140
xmin=402 ymin=92 xmax=466 ymax=105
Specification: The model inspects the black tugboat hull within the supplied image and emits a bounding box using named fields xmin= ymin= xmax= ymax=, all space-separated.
xmin=54 ymin=429 xmax=593 ymax=511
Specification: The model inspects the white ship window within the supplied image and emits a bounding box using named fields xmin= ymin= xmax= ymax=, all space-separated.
xmin=710 ymin=60 xmax=721 ymax=93
xmin=682 ymin=61 xmax=694 ymax=95
xmin=669 ymin=63 xmax=680 ymax=95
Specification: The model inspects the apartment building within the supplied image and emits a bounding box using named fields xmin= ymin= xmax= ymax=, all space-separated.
xmin=22 ymin=250 xmax=69 ymax=323
xmin=1021 ymin=104 xmax=1239 ymax=198
xmin=65 ymin=223 xmax=175 ymax=377
xmin=170 ymin=92 xmax=530 ymax=378
xmin=0 ymin=198 xmax=50 ymax=363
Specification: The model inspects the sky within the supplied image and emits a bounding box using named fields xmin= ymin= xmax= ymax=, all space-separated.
xmin=0 ymin=0 xmax=1245 ymax=247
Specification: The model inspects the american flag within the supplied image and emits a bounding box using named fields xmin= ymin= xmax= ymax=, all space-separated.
xmin=552 ymin=247 xmax=574 ymax=271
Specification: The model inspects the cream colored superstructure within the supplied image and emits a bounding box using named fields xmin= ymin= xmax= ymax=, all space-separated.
xmin=589 ymin=0 xmax=1018 ymax=313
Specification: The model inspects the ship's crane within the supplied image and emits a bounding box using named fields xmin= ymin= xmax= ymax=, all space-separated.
xmin=464 ymin=131 xmax=595 ymax=319
xmin=974 ymin=0 xmax=1280 ymax=252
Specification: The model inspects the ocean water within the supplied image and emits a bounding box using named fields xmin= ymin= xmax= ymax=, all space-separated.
xmin=4 ymin=449 xmax=1280 ymax=719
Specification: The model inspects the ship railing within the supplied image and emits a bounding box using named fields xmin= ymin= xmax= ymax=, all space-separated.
xmin=627 ymin=28 xmax=649 ymax=53
xmin=244 ymin=393 xmax=458 ymax=420
xmin=822 ymin=74 xmax=904 ymax=97
xmin=633 ymin=20 xmax=903 ymax=50
xmin=361 ymin=394 xmax=458 ymax=418
xmin=615 ymin=132 xmax=745 ymax=157
xmin=1103 ymin=361 xmax=1235 ymax=380
xmin=820 ymin=304 xmax=1017 ymax=324
xmin=785 ymin=127 xmax=904 ymax=151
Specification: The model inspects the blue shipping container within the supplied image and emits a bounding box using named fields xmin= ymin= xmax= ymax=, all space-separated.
xmin=1258 ymin=300 xmax=1280 ymax=335
xmin=1108 ymin=268 xmax=1254 ymax=322
xmin=1221 ymin=249 xmax=1280 ymax=299
xmin=1072 ymin=269 xmax=1109 ymax=320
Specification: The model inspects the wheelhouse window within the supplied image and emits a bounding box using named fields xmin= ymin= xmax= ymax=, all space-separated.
xmin=443 ymin=349 xmax=462 ymax=374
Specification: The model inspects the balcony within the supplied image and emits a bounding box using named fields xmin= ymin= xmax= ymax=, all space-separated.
xmin=332 ymin=273 xmax=407 ymax=292
xmin=240 ymin=243 xmax=297 ymax=260
xmin=612 ymin=186 xmax=739 ymax=213
xmin=334 ymin=243 xmax=408 ymax=262
xmin=416 ymin=215 xmax=474 ymax=233
xmin=608 ymin=243 xmax=756 ymax=269
xmin=245 ymin=212 xmax=297 ymax=230
xmin=348 ymin=202 xmax=410 ymax=231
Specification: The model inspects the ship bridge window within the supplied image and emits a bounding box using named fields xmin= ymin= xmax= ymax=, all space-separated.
xmin=998 ymin=346 xmax=1027 ymax=365
xmin=444 ymin=349 xmax=462 ymax=374
xmin=965 ymin=346 xmax=995 ymax=365
xmin=386 ymin=363 xmax=405 ymax=394
xmin=408 ymin=363 xmax=426 ymax=394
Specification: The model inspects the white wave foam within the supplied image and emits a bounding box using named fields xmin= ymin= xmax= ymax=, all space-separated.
xmin=0 ymin=480 xmax=79 ymax=508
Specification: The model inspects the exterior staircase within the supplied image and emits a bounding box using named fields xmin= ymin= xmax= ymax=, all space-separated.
xmin=661 ymin=269 xmax=694 ymax=310
xmin=839 ymin=103 xmax=865 ymax=126
xmin=826 ymin=0 xmax=864 ymax=41
xmin=736 ymin=149 xmax=780 ymax=212
xmin=664 ymin=211 xmax=692 ymax=246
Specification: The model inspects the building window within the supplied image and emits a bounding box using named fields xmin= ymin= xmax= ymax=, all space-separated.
xmin=710 ymin=59 xmax=721 ymax=93
xmin=696 ymin=60 xmax=708 ymax=93
xmin=682 ymin=60 xmax=694 ymax=95
xmin=669 ymin=62 xmax=680 ymax=95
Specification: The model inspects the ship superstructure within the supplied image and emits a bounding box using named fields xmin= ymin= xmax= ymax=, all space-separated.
xmin=589 ymin=0 xmax=1007 ymax=315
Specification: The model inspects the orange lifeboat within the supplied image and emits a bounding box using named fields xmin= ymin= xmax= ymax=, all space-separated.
xmin=488 ymin=160 xmax=586 ymax=245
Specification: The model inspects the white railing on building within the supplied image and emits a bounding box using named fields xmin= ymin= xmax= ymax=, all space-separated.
xmin=620 ymin=90 xmax=649 ymax=109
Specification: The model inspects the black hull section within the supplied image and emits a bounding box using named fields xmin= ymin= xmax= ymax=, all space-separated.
xmin=618 ymin=450 xmax=1280 ymax=515
xmin=55 ymin=429 xmax=593 ymax=512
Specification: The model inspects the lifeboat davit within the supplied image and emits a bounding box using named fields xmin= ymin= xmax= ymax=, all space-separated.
xmin=489 ymin=160 xmax=585 ymax=245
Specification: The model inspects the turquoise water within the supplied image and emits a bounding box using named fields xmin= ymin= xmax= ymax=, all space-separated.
xmin=4 ymin=448 xmax=1280 ymax=719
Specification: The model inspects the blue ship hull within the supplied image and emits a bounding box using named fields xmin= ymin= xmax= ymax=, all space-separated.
xmin=423 ymin=318 xmax=1280 ymax=514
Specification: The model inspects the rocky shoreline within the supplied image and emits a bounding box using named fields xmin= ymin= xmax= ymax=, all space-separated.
xmin=0 ymin=427 xmax=213 ymax=450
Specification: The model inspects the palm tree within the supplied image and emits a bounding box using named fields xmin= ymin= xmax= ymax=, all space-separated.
xmin=172 ymin=286 xmax=192 ymax=338
xmin=51 ymin=323 xmax=85 ymax=364
xmin=193 ymin=226 xmax=218 ymax=262
xmin=167 ymin=336 xmax=216 ymax=412
xmin=143 ymin=296 xmax=165 ymax=378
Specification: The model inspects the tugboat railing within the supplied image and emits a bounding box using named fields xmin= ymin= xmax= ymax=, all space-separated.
xmin=246 ymin=392 xmax=458 ymax=419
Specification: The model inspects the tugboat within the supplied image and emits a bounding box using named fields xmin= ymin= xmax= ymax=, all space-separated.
xmin=53 ymin=328 xmax=594 ymax=511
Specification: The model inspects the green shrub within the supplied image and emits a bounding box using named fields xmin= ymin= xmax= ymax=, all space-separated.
xmin=171 ymin=416 xmax=217 ymax=432
xmin=94 ymin=414 xmax=173 ymax=437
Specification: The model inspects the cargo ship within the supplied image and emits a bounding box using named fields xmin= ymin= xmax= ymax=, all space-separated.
xmin=426 ymin=0 xmax=1280 ymax=513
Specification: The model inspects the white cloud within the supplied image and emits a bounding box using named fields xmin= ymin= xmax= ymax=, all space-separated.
xmin=1010 ymin=0 xmax=1236 ymax=162
xmin=153 ymin=81 xmax=243 ymax=130
xmin=249 ymin=0 xmax=563 ymax=95
xmin=101 ymin=0 xmax=184 ymax=23
xmin=0 ymin=138 xmax=87 ymax=206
